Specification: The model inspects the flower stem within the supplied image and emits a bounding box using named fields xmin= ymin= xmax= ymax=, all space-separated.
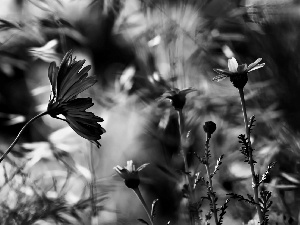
xmin=178 ymin=110 xmax=189 ymax=178
xmin=178 ymin=109 xmax=194 ymax=224
xmin=238 ymin=88 xmax=263 ymax=223
xmin=132 ymin=187 xmax=154 ymax=225
xmin=204 ymin=134 xmax=219 ymax=225
xmin=0 ymin=111 xmax=48 ymax=163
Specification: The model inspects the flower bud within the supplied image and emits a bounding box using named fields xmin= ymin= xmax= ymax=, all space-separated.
xmin=203 ymin=121 xmax=217 ymax=139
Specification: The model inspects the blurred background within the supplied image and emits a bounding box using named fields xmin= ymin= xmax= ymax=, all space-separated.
xmin=1 ymin=0 xmax=300 ymax=224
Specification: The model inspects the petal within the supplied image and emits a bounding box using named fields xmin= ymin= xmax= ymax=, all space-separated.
xmin=213 ymin=69 xmax=233 ymax=76
xmin=62 ymin=97 xmax=94 ymax=110
xmin=57 ymin=60 xmax=88 ymax=97
xmin=247 ymin=58 xmax=262 ymax=71
xmin=57 ymin=50 xmax=73 ymax=89
xmin=48 ymin=62 xmax=58 ymax=96
xmin=65 ymin=115 xmax=104 ymax=147
xmin=212 ymin=74 xmax=229 ymax=82
xmin=61 ymin=76 xmax=97 ymax=102
xmin=228 ymin=57 xmax=238 ymax=72
xmin=179 ymin=88 xmax=197 ymax=96
xmin=137 ymin=163 xmax=150 ymax=171
xmin=248 ymin=63 xmax=265 ymax=73
xmin=127 ymin=160 xmax=133 ymax=172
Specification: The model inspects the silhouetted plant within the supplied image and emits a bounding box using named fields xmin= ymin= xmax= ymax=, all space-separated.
xmin=0 ymin=50 xmax=105 ymax=163
xmin=214 ymin=57 xmax=276 ymax=224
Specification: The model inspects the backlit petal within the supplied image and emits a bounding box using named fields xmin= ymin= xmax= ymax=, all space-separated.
xmin=58 ymin=60 xmax=87 ymax=98
xmin=213 ymin=69 xmax=233 ymax=76
xmin=228 ymin=57 xmax=238 ymax=72
xmin=247 ymin=58 xmax=262 ymax=71
xmin=212 ymin=74 xmax=229 ymax=82
xmin=48 ymin=62 xmax=58 ymax=96
xmin=248 ymin=63 xmax=265 ymax=73
xmin=61 ymin=76 xmax=97 ymax=101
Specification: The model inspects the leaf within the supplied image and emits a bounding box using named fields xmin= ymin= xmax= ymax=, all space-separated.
xmin=137 ymin=218 xmax=149 ymax=224
xmin=151 ymin=199 xmax=159 ymax=220
xmin=211 ymin=154 xmax=224 ymax=178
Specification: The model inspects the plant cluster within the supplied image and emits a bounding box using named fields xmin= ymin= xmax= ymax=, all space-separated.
xmin=1 ymin=1 xmax=299 ymax=224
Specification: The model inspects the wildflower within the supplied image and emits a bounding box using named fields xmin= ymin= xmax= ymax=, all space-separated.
xmin=158 ymin=87 xmax=196 ymax=110
xmin=213 ymin=57 xmax=265 ymax=89
xmin=114 ymin=160 xmax=149 ymax=189
xmin=203 ymin=121 xmax=217 ymax=139
xmin=47 ymin=50 xmax=105 ymax=147
xmin=29 ymin=39 xmax=60 ymax=63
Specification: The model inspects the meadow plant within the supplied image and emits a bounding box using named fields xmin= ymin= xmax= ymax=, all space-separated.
xmin=0 ymin=50 xmax=105 ymax=163
xmin=113 ymin=160 xmax=154 ymax=225
xmin=213 ymin=57 xmax=276 ymax=225
xmin=0 ymin=49 xmax=277 ymax=225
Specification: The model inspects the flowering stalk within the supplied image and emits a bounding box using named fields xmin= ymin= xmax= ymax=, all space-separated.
xmin=204 ymin=133 xmax=219 ymax=225
xmin=0 ymin=111 xmax=48 ymax=163
xmin=157 ymin=88 xmax=196 ymax=224
xmin=213 ymin=57 xmax=265 ymax=223
xmin=132 ymin=187 xmax=154 ymax=225
xmin=114 ymin=161 xmax=151 ymax=224
xmin=238 ymin=88 xmax=263 ymax=223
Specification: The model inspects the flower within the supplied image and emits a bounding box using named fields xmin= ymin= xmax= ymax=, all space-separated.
xmin=47 ymin=50 xmax=105 ymax=147
xmin=158 ymin=87 xmax=196 ymax=110
xmin=213 ymin=57 xmax=265 ymax=89
xmin=28 ymin=39 xmax=60 ymax=63
xmin=203 ymin=121 xmax=216 ymax=139
xmin=114 ymin=160 xmax=149 ymax=189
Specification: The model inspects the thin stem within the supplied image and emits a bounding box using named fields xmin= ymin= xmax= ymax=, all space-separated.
xmin=132 ymin=187 xmax=154 ymax=225
xmin=238 ymin=88 xmax=263 ymax=223
xmin=178 ymin=110 xmax=188 ymax=173
xmin=204 ymin=134 xmax=219 ymax=225
xmin=89 ymin=142 xmax=97 ymax=220
xmin=0 ymin=111 xmax=48 ymax=163
xmin=178 ymin=109 xmax=194 ymax=225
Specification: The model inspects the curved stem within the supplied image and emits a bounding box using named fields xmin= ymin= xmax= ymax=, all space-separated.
xmin=0 ymin=111 xmax=48 ymax=163
xmin=238 ymin=88 xmax=263 ymax=223
xmin=132 ymin=187 xmax=154 ymax=225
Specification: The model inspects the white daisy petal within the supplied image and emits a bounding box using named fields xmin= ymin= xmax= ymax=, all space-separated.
xmin=228 ymin=57 xmax=238 ymax=72
xmin=248 ymin=63 xmax=265 ymax=73
xmin=137 ymin=163 xmax=150 ymax=171
xmin=247 ymin=58 xmax=262 ymax=71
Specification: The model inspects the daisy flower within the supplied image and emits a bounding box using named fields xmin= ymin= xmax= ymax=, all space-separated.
xmin=213 ymin=57 xmax=265 ymax=89
xmin=47 ymin=50 xmax=105 ymax=147
xmin=114 ymin=160 xmax=149 ymax=189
